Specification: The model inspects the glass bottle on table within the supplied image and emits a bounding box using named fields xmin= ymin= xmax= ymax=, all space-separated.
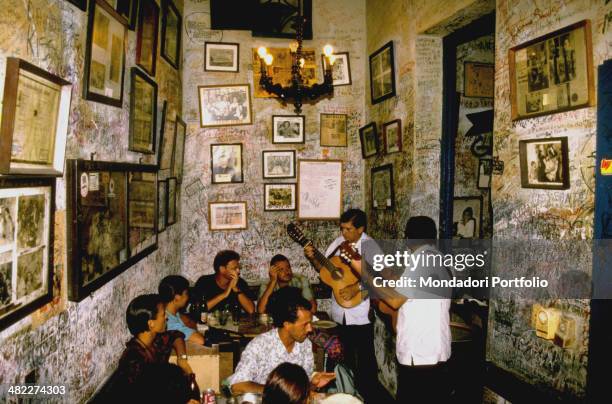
xmin=188 ymin=373 xmax=200 ymax=401
xmin=199 ymin=296 xmax=208 ymax=324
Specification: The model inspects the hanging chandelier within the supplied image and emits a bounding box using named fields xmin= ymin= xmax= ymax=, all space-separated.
xmin=256 ymin=6 xmax=335 ymax=115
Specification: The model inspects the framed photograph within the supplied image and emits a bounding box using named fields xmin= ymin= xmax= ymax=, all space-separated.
xmin=253 ymin=47 xmax=318 ymax=98
xmin=157 ymin=180 xmax=167 ymax=233
xmin=159 ymin=103 xmax=176 ymax=170
xmin=135 ymin=0 xmax=159 ymax=76
xmin=371 ymin=164 xmax=394 ymax=210
xmin=0 ymin=177 xmax=54 ymax=331
xmin=453 ymin=196 xmax=483 ymax=239
xmin=464 ymin=62 xmax=494 ymax=98
xmin=205 ymin=42 xmax=240 ymax=72
xmin=322 ymin=52 xmax=351 ymax=86
xmin=264 ymin=183 xmax=296 ymax=211
xmin=129 ymin=68 xmax=158 ymax=154
xmin=477 ymin=158 xmax=492 ymax=189
xmin=262 ymin=150 xmax=296 ymax=179
xmin=211 ymin=143 xmax=243 ymax=184
xmin=519 ymin=137 xmax=570 ymax=189
xmin=359 ymin=122 xmax=379 ymax=158
xmin=128 ymin=172 xmax=157 ymax=257
xmin=66 ymin=0 xmax=87 ymax=11
xmin=83 ymin=0 xmax=127 ymax=107
xmin=272 ymin=115 xmax=305 ymax=144
xmin=161 ymin=0 xmax=182 ymax=69
xmin=251 ymin=0 xmax=312 ymax=40
xmin=0 ymin=58 xmax=72 ymax=176
xmin=173 ymin=117 xmax=186 ymax=183
xmin=198 ymin=84 xmax=252 ymax=127
xmin=209 ymin=201 xmax=247 ymax=231
xmin=320 ymin=114 xmax=347 ymax=147
xmin=509 ymin=20 xmax=594 ymax=120
xmin=166 ymin=177 xmax=177 ymax=226
xmin=115 ymin=0 xmax=138 ymax=29
xmin=297 ymin=159 xmax=343 ymax=220
xmin=383 ymin=119 xmax=402 ymax=154
xmin=369 ymin=41 xmax=396 ymax=104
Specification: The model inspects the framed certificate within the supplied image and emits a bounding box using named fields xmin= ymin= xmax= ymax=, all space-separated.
xmin=297 ymin=159 xmax=343 ymax=220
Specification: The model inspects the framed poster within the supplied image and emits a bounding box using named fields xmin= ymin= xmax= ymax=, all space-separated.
xmin=477 ymin=158 xmax=492 ymax=189
xmin=453 ymin=196 xmax=483 ymax=239
xmin=167 ymin=177 xmax=177 ymax=226
xmin=359 ymin=122 xmax=379 ymax=158
xmin=159 ymin=103 xmax=176 ymax=170
xmin=369 ymin=41 xmax=396 ymax=104
xmin=371 ymin=164 xmax=394 ymax=210
xmin=264 ymin=183 xmax=296 ymax=211
xmin=198 ymin=84 xmax=252 ymax=127
xmin=464 ymin=62 xmax=494 ymax=98
xmin=0 ymin=58 xmax=72 ymax=176
xmin=83 ymin=0 xmax=127 ymax=107
xmin=161 ymin=0 xmax=182 ymax=69
xmin=0 ymin=177 xmax=54 ymax=331
xmin=322 ymin=52 xmax=351 ymax=86
xmin=211 ymin=143 xmax=243 ymax=184
xmin=383 ymin=119 xmax=402 ymax=154
xmin=262 ymin=150 xmax=296 ymax=179
xmin=252 ymin=47 xmax=318 ymax=98
xmin=135 ymin=0 xmax=159 ymax=76
xmin=320 ymin=114 xmax=347 ymax=147
xmin=157 ymin=179 xmax=167 ymax=233
xmin=205 ymin=42 xmax=240 ymax=72
xmin=297 ymin=159 xmax=343 ymax=220
xmin=129 ymin=67 xmax=158 ymax=154
xmin=509 ymin=20 xmax=594 ymax=120
xmin=519 ymin=137 xmax=570 ymax=190
xmin=251 ymin=0 xmax=312 ymax=40
xmin=272 ymin=115 xmax=305 ymax=144
xmin=115 ymin=0 xmax=138 ymax=29
xmin=173 ymin=117 xmax=186 ymax=183
xmin=128 ymin=172 xmax=157 ymax=256
xmin=209 ymin=201 xmax=247 ymax=230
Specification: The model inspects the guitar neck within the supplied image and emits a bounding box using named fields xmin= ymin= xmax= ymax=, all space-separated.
xmin=300 ymin=238 xmax=338 ymax=274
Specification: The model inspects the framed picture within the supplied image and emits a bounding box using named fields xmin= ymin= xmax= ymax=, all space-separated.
xmin=251 ymin=0 xmax=312 ymax=40
xmin=0 ymin=177 xmax=54 ymax=331
xmin=157 ymin=180 xmax=167 ymax=233
xmin=173 ymin=117 xmax=186 ymax=183
xmin=369 ymin=41 xmax=396 ymax=104
xmin=253 ymin=47 xmax=318 ymax=98
xmin=211 ymin=143 xmax=243 ymax=184
xmin=519 ymin=137 xmax=570 ymax=190
xmin=477 ymin=158 xmax=492 ymax=189
xmin=166 ymin=177 xmax=177 ymax=226
xmin=297 ymin=159 xmax=343 ymax=220
xmin=135 ymin=0 xmax=159 ymax=76
xmin=205 ymin=42 xmax=240 ymax=72
xmin=509 ymin=20 xmax=594 ymax=120
xmin=0 ymin=58 xmax=72 ymax=176
xmin=209 ymin=201 xmax=247 ymax=231
xmin=161 ymin=0 xmax=182 ymax=69
xmin=320 ymin=114 xmax=347 ymax=147
xmin=272 ymin=115 xmax=305 ymax=144
xmin=371 ymin=164 xmax=394 ymax=210
xmin=129 ymin=67 xmax=158 ymax=154
xmin=66 ymin=0 xmax=87 ymax=11
xmin=264 ymin=183 xmax=296 ymax=211
xmin=83 ymin=0 xmax=127 ymax=107
xmin=128 ymin=172 xmax=157 ymax=257
xmin=198 ymin=84 xmax=252 ymax=127
xmin=115 ymin=0 xmax=138 ymax=29
xmin=359 ymin=122 xmax=379 ymax=158
xmin=322 ymin=52 xmax=351 ymax=86
xmin=262 ymin=150 xmax=296 ymax=179
xmin=464 ymin=62 xmax=494 ymax=98
xmin=383 ymin=119 xmax=402 ymax=154
xmin=159 ymin=103 xmax=176 ymax=170
xmin=453 ymin=196 xmax=483 ymax=239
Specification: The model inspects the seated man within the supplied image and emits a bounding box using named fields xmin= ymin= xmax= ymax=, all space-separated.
xmin=229 ymin=287 xmax=335 ymax=394
xmin=159 ymin=275 xmax=205 ymax=345
xmin=258 ymin=254 xmax=317 ymax=314
xmin=194 ymin=250 xmax=255 ymax=314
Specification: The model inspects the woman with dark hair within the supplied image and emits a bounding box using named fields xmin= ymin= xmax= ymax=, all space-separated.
xmin=159 ymin=275 xmax=206 ymax=345
xmin=262 ymin=362 xmax=310 ymax=404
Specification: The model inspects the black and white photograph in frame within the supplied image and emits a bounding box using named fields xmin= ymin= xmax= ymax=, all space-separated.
xmin=211 ymin=143 xmax=243 ymax=184
xmin=264 ymin=183 xmax=296 ymax=211
xmin=208 ymin=201 xmax=247 ymax=231
xmin=272 ymin=115 xmax=305 ymax=144
xmin=453 ymin=196 xmax=483 ymax=239
xmin=262 ymin=150 xmax=296 ymax=179
xmin=371 ymin=164 xmax=394 ymax=210
xmin=369 ymin=40 xmax=396 ymax=104
xmin=205 ymin=42 xmax=240 ymax=72
xmin=519 ymin=137 xmax=570 ymax=190
xmin=198 ymin=84 xmax=252 ymax=127
xmin=322 ymin=52 xmax=351 ymax=86
xmin=359 ymin=122 xmax=379 ymax=158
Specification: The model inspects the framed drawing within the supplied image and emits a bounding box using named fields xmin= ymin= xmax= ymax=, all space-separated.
xmin=322 ymin=52 xmax=351 ymax=86
xmin=509 ymin=20 xmax=594 ymax=120
xmin=0 ymin=58 xmax=72 ymax=176
xmin=83 ymin=0 xmax=127 ymax=107
xmin=205 ymin=42 xmax=240 ymax=72
xmin=453 ymin=196 xmax=483 ymax=239
xmin=477 ymin=158 xmax=492 ymax=189
xmin=128 ymin=171 xmax=157 ymax=256
xmin=369 ymin=41 xmax=396 ymax=104
xmin=159 ymin=104 xmax=176 ymax=170
xmin=272 ymin=115 xmax=305 ymax=144
xmin=157 ymin=179 xmax=167 ymax=233
xmin=252 ymin=47 xmax=318 ymax=98
xmin=136 ymin=0 xmax=159 ymax=76
xmin=129 ymin=67 xmax=158 ymax=154
xmin=167 ymin=177 xmax=177 ymax=226
xmin=66 ymin=0 xmax=87 ymax=11
xmin=297 ymin=159 xmax=343 ymax=220
xmin=464 ymin=62 xmax=494 ymax=98
xmin=198 ymin=84 xmax=252 ymax=127
xmin=251 ymin=0 xmax=312 ymax=40
xmin=264 ymin=183 xmax=296 ymax=211
xmin=0 ymin=177 xmax=54 ymax=331
xmin=371 ymin=164 xmax=394 ymax=210
xmin=519 ymin=137 xmax=570 ymax=190
xmin=209 ymin=201 xmax=247 ymax=231
xmin=383 ymin=119 xmax=402 ymax=154
xmin=161 ymin=0 xmax=182 ymax=69
xmin=211 ymin=143 xmax=243 ymax=184
xmin=173 ymin=117 xmax=186 ymax=183
xmin=359 ymin=122 xmax=379 ymax=158
xmin=262 ymin=150 xmax=296 ymax=179
xmin=320 ymin=114 xmax=347 ymax=147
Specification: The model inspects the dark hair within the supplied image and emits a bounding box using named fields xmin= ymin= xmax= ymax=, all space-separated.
xmin=126 ymin=294 xmax=162 ymax=336
xmin=268 ymin=287 xmax=311 ymax=327
xmin=404 ymin=216 xmax=437 ymax=240
xmin=213 ymin=250 xmax=240 ymax=273
xmin=270 ymin=254 xmax=289 ymax=266
xmin=340 ymin=208 xmax=367 ymax=230
xmin=462 ymin=207 xmax=473 ymax=217
xmin=262 ymin=362 xmax=310 ymax=404
xmin=130 ymin=363 xmax=192 ymax=404
xmin=158 ymin=275 xmax=190 ymax=304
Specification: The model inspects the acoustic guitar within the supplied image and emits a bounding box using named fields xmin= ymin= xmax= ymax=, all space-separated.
xmin=287 ymin=223 xmax=363 ymax=308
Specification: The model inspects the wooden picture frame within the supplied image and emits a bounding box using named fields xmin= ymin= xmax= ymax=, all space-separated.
xmin=136 ymin=0 xmax=159 ymax=76
xmin=359 ymin=122 xmax=379 ymax=158
xmin=83 ymin=0 xmax=127 ymax=108
xmin=264 ymin=183 xmax=296 ymax=212
xmin=272 ymin=115 xmax=305 ymax=144
xmin=157 ymin=179 xmax=167 ymax=233
xmin=371 ymin=164 xmax=394 ymax=210
xmin=0 ymin=58 xmax=72 ymax=176
xmin=369 ymin=41 xmax=396 ymax=104
xmin=297 ymin=159 xmax=343 ymax=220
xmin=383 ymin=119 xmax=402 ymax=154
xmin=262 ymin=150 xmax=296 ymax=179
xmin=155 ymin=100 xmax=168 ymax=167
xmin=208 ymin=201 xmax=247 ymax=231
xmin=129 ymin=67 xmax=158 ymax=154
xmin=128 ymin=172 xmax=157 ymax=256
xmin=320 ymin=113 xmax=347 ymax=147
xmin=509 ymin=20 xmax=594 ymax=121
xmin=66 ymin=0 xmax=87 ymax=11
xmin=198 ymin=84 xmax=252 ymax=127
xmin=211 ymin=143 xmax=243 ymax=184
xmin=173 ymin=117 xmax=186 ymax=183
xmin=161 ymin=0 xmax=182 ymax=69
xmin=166 ymin=177 xmax=177 ymax=226
xmin=205 ymin=42 xmax=240 ymax=72
xmin=115 ymin=0 xmax=138 ymax=30
xmin=519 ymin=137 xmax=570 ymax=190
xmin=477 ymin=158 xmax=492 ymax=189
xmin=464 ymin=62 xmax=494 ymax=98
xmin=159 ymin=103 xmax=176 ymax=171
xmin=321 ymin=52 xmax=352 ymax=87
xmin=453 ymin=196 xmax=483 ymax=239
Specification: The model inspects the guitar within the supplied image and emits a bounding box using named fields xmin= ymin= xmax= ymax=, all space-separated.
xmin=287 ymin=223 xmax=363 ymax=308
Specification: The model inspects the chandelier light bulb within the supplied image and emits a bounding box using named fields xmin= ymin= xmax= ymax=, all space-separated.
xmin=264 ymin=54 xmax=274 ymax=66
xmin=257 ymin=46 xmax=268 ymax=59
xmin=329 ymin=55 xmax=336 ymax=65
xmin=289 ymin=41 xmax=299 ymax=53
xmin=323 ymin=44 xmax=334 ymax=57
xmin=299 ymin=58 xmax=305 ymax=68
